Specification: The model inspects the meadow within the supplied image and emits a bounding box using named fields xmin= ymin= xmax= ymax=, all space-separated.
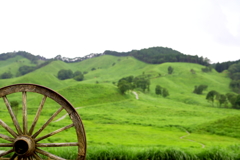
xmin=0 ymin=55 xmax=240 ymax=159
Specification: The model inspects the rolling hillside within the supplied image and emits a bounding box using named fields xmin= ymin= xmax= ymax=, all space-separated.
xmin=0 ymin=54 xmax=240 ymax=158
xmin=0 ymin=54 xmax=232 ymax=104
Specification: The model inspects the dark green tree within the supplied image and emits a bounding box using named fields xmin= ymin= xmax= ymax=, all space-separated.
xmin=118 ymin=76 xmax=134 ymax=90
xmin=73 ymin=71 xmax=84 ymax=81
xmin=117 ymin=75 xmax=150 ymax=93
xmin=190 ymin=69 xmax=196 ymax=74
xmin=193 ymin=85 xmax=208 ymax=94
xmin=228 ymin=63 xmax=240 ymax=79
xmin=226 ymin=93 xmax=237 ymax=108
xmin=218 ymin=94 xmax=227 ymax=107
xmin=229 ymin=80 xmax=240 ymax=93
xmin=18 ymin=65 xmax=35 ymax=75
xmin=155 ymin=85 xmax=162 ymax=95
xmin=201 ymin=66 xmax=212 ymax=72
xmin=133 ymin=76 xmax=150 ymax=92
xmin=117 ymin=80 xmax=131 ymax=94
xmin=57 ymin=69 xmax=73 ymax=80
xmin=168 ymin=66 xmax=174 ymax=74
xmin=206 ymin=90 xmax=219 ymax=106
xmin=235 ymin=95 xmax=240 ymax=109
xmin=1 ymin=71 xmax=13 ymax=79
xmin=162 ymin=88 xmax=169 ymax=97
xmin=231 ymin=72 xmax=240 ymax=80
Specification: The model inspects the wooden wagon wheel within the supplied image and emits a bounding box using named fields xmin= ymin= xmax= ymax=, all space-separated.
xmin=0 ymin=84 xmax=86 ymax=160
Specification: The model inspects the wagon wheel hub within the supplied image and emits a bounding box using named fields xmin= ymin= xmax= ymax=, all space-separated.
xmin=14 ymin=136 xmax=35 ymax=156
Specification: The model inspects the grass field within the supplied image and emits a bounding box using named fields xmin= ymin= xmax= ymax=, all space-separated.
xmin=0 ymin=55 xmax=240 ymax=159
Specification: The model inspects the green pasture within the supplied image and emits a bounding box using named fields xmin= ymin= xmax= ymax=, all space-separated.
xmin=0 ymin=55 xmax=240 ymax=159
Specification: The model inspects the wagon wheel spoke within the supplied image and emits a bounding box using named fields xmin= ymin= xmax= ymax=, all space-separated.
xmin=36 ymin=142 xmax=79 ymax=147
xmin=0 ymin=148 xmax=14 ymax=157
xmin=22 ymin=91 xmax=28 ymax=135
xmin=29 ymin=95 xmax=47 ymax=135
xmin=0 ymin=143 xmax=13 ymax=147
xmin=0 ymin=119 xmax=18 ymax=137
xmin=3 ymin=96 xmax=23 ymax=134
xmin=0 ymin=133 xmax=14 ymax=142
xmin=33 ymin=152 xmax=43 ymax=160
xmin=32 ymin=106 xmax=64 ymax=138
xmin=35 ymin=123 xmax=74 ymax=142
xmin=10 ymin=153 xmax=17 ymax=160
xmin=28 ymin=156 xmax=34 ymax=160
xmin=35 ymin=148 xmax=65 ymax=160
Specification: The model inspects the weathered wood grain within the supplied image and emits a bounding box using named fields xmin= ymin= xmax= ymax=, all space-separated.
xmin=22 ymin=91 xmax=28 ymax=135
xmin=0 ymin=119 xmax=18 ymax=137
xmin=2 ymin=96 xmax=23 ymax=135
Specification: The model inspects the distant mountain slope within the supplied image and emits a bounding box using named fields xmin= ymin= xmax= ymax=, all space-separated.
xmin=0 ymin=55 xmax=37 ymax=76
xmin=104 ymin=47 xmax=210 ymax=66
xmin=0 ymin=51 xmax=46 ymax=63
xmin=214 ymin=59 xmax=240 ymax=73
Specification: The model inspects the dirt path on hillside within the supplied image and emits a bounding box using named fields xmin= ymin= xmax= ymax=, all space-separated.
xmin=180 ymin=129 xmax=205 ymax=148
xmin=54 ymin=107 xmax=83 ymax=122
xmin=132 ymin=91 xmax=139 ymax=99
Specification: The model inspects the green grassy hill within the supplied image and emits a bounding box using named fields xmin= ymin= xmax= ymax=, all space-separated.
xmin=0 ymin=55 xmax=36 ymax=76
xmin=0 ymin=54 xmax=239 ymax=158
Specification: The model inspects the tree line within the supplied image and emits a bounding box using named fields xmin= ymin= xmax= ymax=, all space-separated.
xmin=212 ymin=60 xmax=240 ymax=94
xmin=104 ymin=47 xmax=210 ymax=66
xmin=0 ymin=51 xmax=46 ymax=64
xmin=192 ymin=84 xmax=240 ymax=109
xmin=214 ymin=60 xmax=240 ymax=73
xmin=206 ymin=90 xmax=240 ymax=108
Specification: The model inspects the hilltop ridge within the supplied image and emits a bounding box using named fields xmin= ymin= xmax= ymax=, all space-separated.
xmin=1 ymin=47 xmax=210 ymax=65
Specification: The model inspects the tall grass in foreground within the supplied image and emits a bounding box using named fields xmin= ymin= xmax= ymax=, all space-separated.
xmin=2 ymin=145 xmax=239 ymax=159
xmin=84 ymin=145 xmax=240 ymax=160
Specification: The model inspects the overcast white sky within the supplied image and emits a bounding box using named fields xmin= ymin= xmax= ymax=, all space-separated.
xmin=0 ymin=0 xmax=239 ymax=63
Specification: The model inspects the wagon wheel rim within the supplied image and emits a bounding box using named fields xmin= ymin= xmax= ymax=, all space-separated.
xmin=0 ymin=84 xmax=86 ymax=160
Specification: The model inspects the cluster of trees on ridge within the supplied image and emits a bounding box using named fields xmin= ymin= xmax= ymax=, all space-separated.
xmin=117 ymin=75 xmax=150 ymax=94
xmin=117 ymin=74 xmax=170 ymax=97
xmin=0 ymin=51 xmax=46 ymax=64
xmin=57 ymin=69 xmax=84 ymax=81
xmin=205 ymin=90 xmax=240 ymax=108
xmin=117 ymin=66 xmax=172 ymax=97
xmin=192 ymin=84 xmax=240 ymax=108
xmin=155 ymin=85 xmax=169 ymax=97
